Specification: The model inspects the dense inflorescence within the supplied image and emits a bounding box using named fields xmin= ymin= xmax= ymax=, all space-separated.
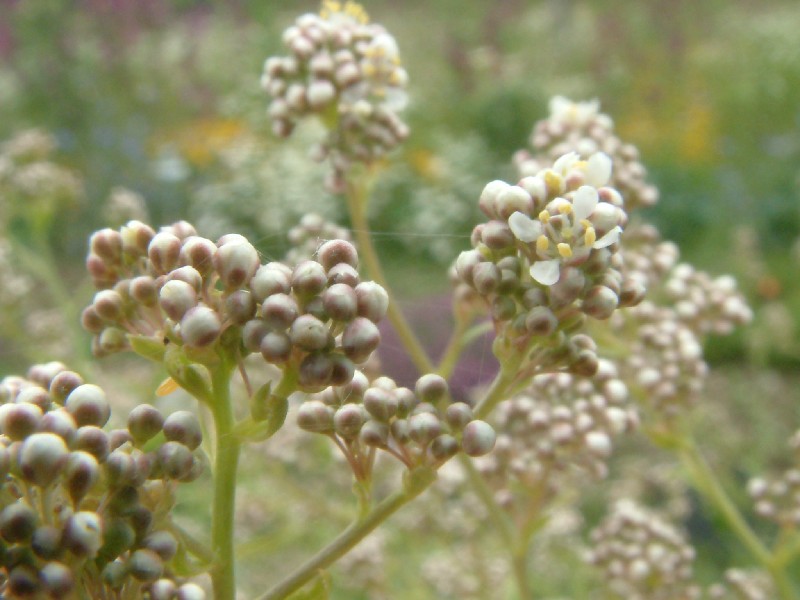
xmin=81 ymin=220 xmax=387 ymax=393
xmin=0 ymin=362 xmax=205 ymax=599
xmin=587 ymin=500 xmax=700 ymax=600
xmin=262 ymin=0 xmax=409 ymax=190
xmin=454 ymin=151 xmax=642 ymax=378
xmin=477 ymin=359 xmax=638 ymax=508
xmin=513 ymin=97 xmax=659 ymax=211
xmin=298 ymin=372 xmax=496 ymax=478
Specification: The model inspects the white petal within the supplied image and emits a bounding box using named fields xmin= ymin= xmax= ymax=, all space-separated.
xmin=530 ymin=260 xmax=561 ymax=286
xmin=585 ymin=152 xmax=613 ymax=187
xmin=508 ymin=211 xmax=541 ymax=243
xmin=572 ymin=186 xmax=598 ymax=222
xmin=553 ymin=151 xmax=580 ymax=175
xmin=593 ymin=226 xmax=622 ymax=249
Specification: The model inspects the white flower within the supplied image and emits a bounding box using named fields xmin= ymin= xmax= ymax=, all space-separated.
xmin=508 ymin=211 xmax=541 ymax=243
xmin=585 ymin=152 xmax=613 ymax=187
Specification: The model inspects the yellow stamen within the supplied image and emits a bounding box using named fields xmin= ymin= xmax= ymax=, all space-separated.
xmin=538 ymin=210 xmax=550 ymax=224
xmin=557 ymin=243 xmax=573 ymax=258
xmin=536 ymin=235 xmax=550 ymax=253
xmin=544 ymin=170 xmax=562 ymax=195
xmin=558 ymin=203 xmax=573 ymax=215
xmin=156 ymin=377 xmax=179 ymax=397
xmin=584 ymin=226 xmax=597 ymax=247
xmin=363 ymin=63 xmax=377 ymax=77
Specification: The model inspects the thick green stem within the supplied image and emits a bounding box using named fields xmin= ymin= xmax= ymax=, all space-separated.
xmin=209 ymin=361 xmax=241 ymax=600
xmin=679 ymin=440 xmax=796 ymax=599
xmin=474 ymin=362 xmax=518 ymax=421
xmin=256 ymin=468 xmax=436 ymax=600
xmin=344 ymin=176 xmax=435 ymax=376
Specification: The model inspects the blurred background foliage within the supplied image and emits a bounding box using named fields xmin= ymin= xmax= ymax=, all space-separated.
xmin=1 ymin=1 xmax=800 ymax=596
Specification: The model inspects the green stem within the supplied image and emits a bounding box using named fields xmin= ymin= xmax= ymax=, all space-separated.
xmin=209 ymin=360 xmax=241 ymax=600
xmin=679 ymin=440 xmax=796 ymax=599
xmin=344 ymin=176 xmax=435 ymax=376
xmin=255 ymin=468 xmax=436 ymax=600
xmin=474 ymin=361 xmax=518 ymax=421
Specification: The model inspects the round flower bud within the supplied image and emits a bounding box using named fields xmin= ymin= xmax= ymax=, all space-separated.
xmin=307 ymin=79 xmax=336 ymax=108
xmin=158 ymin=441 xmax=194 ymax=480
xmin=461 ymin=420 xmax=496 ymax=457
xmin=0 ymin=503 xmax=38 ymax=543
xmin=415 ymin=374 xmax=449 ymax=406
xmin=179 ymin=236 xmax=217 ymax=278
xmin=359 ymin=420 xmax=389 ymax=447
xmin=323 ymin=283 xmax=358 ymax=322
xmin=214 ymin=239 xmax=260 ymax=289
xmin=74 ymin=426 xmax=110 ymax=462
xmin=40 ymin=561 xmax=74 ymax=598
xmin=472 ymin=262 xmax=501 ymax=295
xmin=105 ymin=450 xmax=141 ymax=489
xmin=65 ymin=451 xmax=100 ymax=504
xmin=297 ymin=400 xmax=335 ymax=433
xmin=0 ymin=402 xmax=43 ymax=440
xmin=334 ymin=404 xmax=365 ymax=439
xmin=260 ymin=331 xmax=293 ymax=364
xmin=66 ymin=384 xmax=110 ymax=427
xmin=431 ymin=434 xmax=460 ymax=461
xmin=98 ymin=517 xmax=136 ymax=561
xmin=168 ymin=266 xmax=203 ymax=292
xmin=525 ymin=306 xmax=558 ymax=336
xmin=250 ymin=264 xmax=292 ymax=301
xmin=298 ymin=353 xmax=335 ymax=389
xmin=49 ymin=370 xmax=84 ymax=405
xmin=32 ymin=526 xmax=63 ymax=560
xmin=81 ymin=306 xmax=105 ymax=333
xmin=144 ymin=530 xmax=178 ymax=561
xmin=129 ymin=548 xmax=164 ymax=582
xmin=243 ymin=319 xmax=269 ymax=353
xmin=7 ymin=565 xmax=40 ymax=597
xmin=16 ymin=385 xmax=51 ymax=411
xmin=291 ymin=260 xmax=328 ymax=297
xmin=329 ymin=354 xmax=355 ymax=386
xmin=19 ymin=432 xmax=69 ymax=487
xmin=342 ymin=317 xmax=380 ymax=363
xmin=101 ymin=561 xmax=128 ymax=590
xmin=127 ymin=404 xmax=164 ymax=445
xmin=355 ymin=282 xmax=389 ymax=323
xmin=163 ymin=411 xmax=202 ymax=450
xmin=481 ymin=220 xmax=515 ymax=250
xmin=582 ymin=285 xmax=619 ymax=319
xmin=98 ymin=327 xmax=129 ymax=354
xmin=408 ymin=412 xmax=442 ymax=446
xmin=455 ymin=250 xmax=482 ymax=284
xmin=317 ymin=239 xmax=358 ymax=272
xmin=121 ymin=220 xmax=156 ymax=257
xmin=92 ymin=290 xmax=124 ymax=322
xmin=150 ymin=579 xmax=178 ymax=600
xmin=159 ymin=279 xmax=198 ymax=322
xmin=148 ymin=232 xmax=182 ymax=275
xmin=363 ymin=388 xmax=398 ymax=422
xmin=225 ymin=289 xmax=257 ymax=324
xmin=63 ymin=511 xmax=103 ymax=557
xmin=327 ymin=263 xmax=360 ymax=287
xmin=180 ymin=306 xmax=222 ymax=347
xmin=261 ymin=293 xmax=299 ymax=330
xmin=290 ymin=314 xmax=331 ymax=352
xmin=445 ymin=402 xmax=473 ymax=430
xmin=571 ymin=349 xmax=599 ymax=377
xmin=177 ymin=583 xmax=207 ymax=600
xmin=90 ymin=228 xmax=123 ymax=262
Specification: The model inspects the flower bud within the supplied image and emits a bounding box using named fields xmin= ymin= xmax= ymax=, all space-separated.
xmin=408 ymin=412 xmax=442 ymax=446
xmin=163 ymin=411 xmax=202 ymax=450
xmin=159 ymin=279 xmax=198 ymax=322
xmin=363 ymin=388 xmax=398 ymax=422
xmin=90 ymin=228 xmax=123 ymax=263
xmin=472 ymin=262 xmax=501 ymax=295
xmin=144 ymin=530 xmax=178 ymax=561
xmin=0 ymin=402 xmax=43 ymax=440
xmin=75 ymin=426 xmax=110 ymax=462
xmin=127 ymin=404 xmax=164 ymax=445
xmin=65 ymin=451 xmax=100 ymax=504
xmin=342 ymin=317 xmax=380 ymax=363
xmin=31 ymin=525 xmax=63 ymax=560
xmin=261 ymin=293 xmax=299 ymax=330
xmin=66 ymin=384 xmax=110 ymax=427
xmin=19 ymin=432 xmax=69 ymax=487
xmin=415 ymin=374 xmax=449 ymax=406
xmin=243 ymin=319 xmax=269 ymax=353
xmin=359 ymin=420 xmax=389 ymax=447
xmin=101 ymin=561 xmax=128 ymax=590
xmin=461 ymin=420 xmax=496 ymax=456
xmin=250 ymin=264 xmax=292 ymax=301
xmin=582 ymin=285 xmax=619 ymax=319
xmin=525 ymin=306 xmax=558 ymax=336
xmin=98 ymin=517 xmax=136 ymax=561
xmin=16 ymin=385 xmax=51 ymax=411
xmin=63 ymin=511 xmax=103 ymax=557
xmin=40 ymin=560 xmax=74 ymax=597
xmin=445 ymin=402 xmax=473 ymax=430
xmin=225 ymin=289 xmax=257 ymax=324
xmin=0 ymin=503 xmax=38 ymax=543
xmin=292 ymin=260 xmax=328 ymax=297
xmin=297 ymin=400 xmax=335 ymax=433
xmin=81 ymin=305 xmax=105 ymax=333
xmin=150 ymin=579 xmax=178 ymax=600
xmin=431 ymin=434 xmax=460 ymax=461
xmin=260 ymin=331 xmax=293 ymax=364
xmin=93 ymin=289 xmax=125 ymax=322
xmin=215 ymin=239 xmax=260 ymax=289
xmin=333 ymin=404 xmax=365 ymax=439
xmin=355 ymin=282 xmax=389 ymax=323
xmin=148 ymin=232 xmax=182 ymax=275
xmin=317 ymin=239 xmax=358 ymax=271
xmin=49 ymin=370 xmax=84 ymax=405
xmin=129 ymin=548 xmax=164 ymax=582
xmin=38 ymin=410 xmax=77 ymax=445
xmin=481 ymin=220 xmax=515 ymax=250
xmin=8 ymin=565 xmax=40 ymax=597
xmin=299 ymin=353 xmax=335 ymax=389
xmin=158 ymin=442 xmax=194 ymax=480
xmin=179 ymin=236 xmax=217 ymax=277
xmin=327 ymin=263 xmax=360 ymax=287
xmin=290 ymin=314 xmax=331 ymax=352
xmin=177 ymin=583 xmax=207 ymax=600
xmin=180 ymin=306 xmax=222 ymax=347
xmin=323 ymin=283 xmax=358 ymax=322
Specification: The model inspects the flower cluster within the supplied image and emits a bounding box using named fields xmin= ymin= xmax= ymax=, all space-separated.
xmin=513 ymin=96 xmax=659 ymax=211
xmin=0 ymin=362 xmax=205 ymax=599
xmin=477 ymin=359 xmax=638 ymax=507
xmin=262 ymin=0 xmax=409 ymax=190
xmin=454 ymin=151 xmax=641 ymax=376
xmin=586 ymin=500 xmax=700 ymax=600
xmin=708 ymin=569 xmax=774 ymax=600
xmin=298 ymin=372 xmax=496 ymax=477
xmin=81 ymin=221 xmax=387 ymax=392
xmin=748 ymin=429 xmax=800 ymax=527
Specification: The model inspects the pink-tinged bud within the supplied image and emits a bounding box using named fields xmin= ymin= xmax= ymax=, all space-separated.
xmin=180 ymin=306 xmax=222 ymax=347
xmin=148 ymin=232 xmax=182 ymax=275
xmin=214 ymin=240 xmax=260 ymax=289
xmin=179 ymin=236 xmax=217 ymax=278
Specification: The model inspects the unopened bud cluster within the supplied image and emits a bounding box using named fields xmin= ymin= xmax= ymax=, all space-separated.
xmin=513 ymin=97 xmax=658 ymax=211
xmin=586 ymin=500 xmax=700 ymax=600
xmin=0 ymin=362 xmax=205 ymax=599
xmin=284 ymin=212 xmax=352 ymax=267
xmin=298 ymin=372 xmax=496 ymax=477
xmin=708 ymin=569 xmax=774 ymax=600
xmin=262 ymin=0 xmax=409 ymax=190
xmin=477 ymin=360 xmax=637 ymax=508
xmin=455 ymin=152 xmax=641 ymax=376
xmin=748 ymin=430 xmax=800 ymax=527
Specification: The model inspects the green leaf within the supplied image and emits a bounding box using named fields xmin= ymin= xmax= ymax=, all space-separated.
xmin=128 ymin=334 xmax=166 ymax=362
xmin=164 ymin=346 xmax=213 ymax=404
